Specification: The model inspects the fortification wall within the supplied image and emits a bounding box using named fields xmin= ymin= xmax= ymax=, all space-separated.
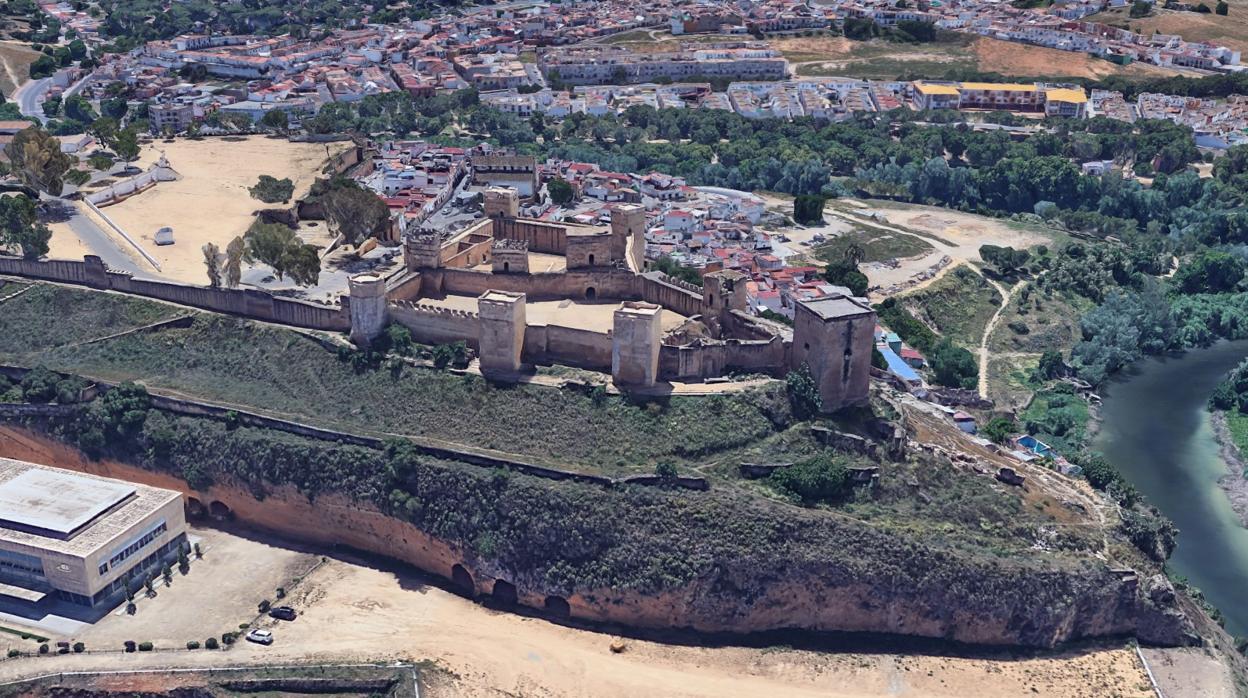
xmin=638 ymin=272 xmax=703 ymax=318
xmin=494 ymin=218 xmax=567 ymax=254
xmin=389 ymin=300 xmax=480 ymax=347
xmin=0 ymin=255 xmax=350 ymax=331
xmin=430 ymin=268 xmax=637 ymax=301
xmin=659 ymin=336 xmax=787 ymax=381
xmin=442 ymin=237 xmax=493 ymax=269
xmin=529 ymin=324 xmax=613 ymax=371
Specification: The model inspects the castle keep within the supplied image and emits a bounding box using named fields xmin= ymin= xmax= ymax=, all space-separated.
xmin=349 ymin=193 xmax=875 ymax=411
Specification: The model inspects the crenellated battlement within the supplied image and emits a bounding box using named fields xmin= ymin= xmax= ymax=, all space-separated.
xmin=391 ymin=299 xmax=480 ymax=320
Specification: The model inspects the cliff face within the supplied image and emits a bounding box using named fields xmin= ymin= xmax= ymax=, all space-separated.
xmin=0 ymin=426 xmax=1195 ymax=649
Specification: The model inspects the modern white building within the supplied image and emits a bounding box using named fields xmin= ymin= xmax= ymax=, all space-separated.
xmin=0 ymin=458 xmax=188 ymax=609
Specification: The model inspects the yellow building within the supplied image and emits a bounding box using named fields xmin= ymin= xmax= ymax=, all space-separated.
xmin=911 ymin=81 xmax=1087 ymax=118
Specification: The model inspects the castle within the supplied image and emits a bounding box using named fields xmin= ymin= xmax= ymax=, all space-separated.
xmin=348 ymin=188 xmax=874 ymax=412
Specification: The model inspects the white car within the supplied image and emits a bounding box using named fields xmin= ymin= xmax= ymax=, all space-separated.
xmin=245 ymin=629 xmax=273 ymax=645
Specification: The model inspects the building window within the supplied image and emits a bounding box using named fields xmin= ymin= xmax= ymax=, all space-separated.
xmin=107 ymin=521 xmax=168 ymax=569
xmin=98 ymin=563 xmax=108 ymax=575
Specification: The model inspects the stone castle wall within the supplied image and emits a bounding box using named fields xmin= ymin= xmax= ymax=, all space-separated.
xmin=0 ymin=255 xmax=349 ymax=332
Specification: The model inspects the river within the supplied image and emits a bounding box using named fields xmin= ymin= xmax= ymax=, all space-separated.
xmin=1095 ymin=339 xmax=1248 ymax=638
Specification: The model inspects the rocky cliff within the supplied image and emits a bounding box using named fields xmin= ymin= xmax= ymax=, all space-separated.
xmin=0 ymin=425 xmax=1195 ymax=650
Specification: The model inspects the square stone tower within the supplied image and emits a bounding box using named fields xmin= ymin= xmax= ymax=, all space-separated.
xmin=491 ymin=238 xmax=529 ymax=274
xmin=478 ymin=290 xmax=527 ymax=374
xmin=612 ymin=301 xmax=662 ymax=387
xmin=791 ymin=294 xmax=876 ymax=412
xmin=610 ymin=204 xmax=645 ymax=262
xmin=405 ymin=232 xmax=443 ymax=271
xmin=484 ymin=187 xmax=520 ymax=219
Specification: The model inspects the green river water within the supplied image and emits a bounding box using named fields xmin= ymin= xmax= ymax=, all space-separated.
xmin=1095 ymin=339 xmax=1248 ymax=637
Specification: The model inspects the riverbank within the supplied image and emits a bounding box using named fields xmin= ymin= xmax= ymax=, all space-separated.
xmin=1209 ymin=410 xmax=1248 ymax=528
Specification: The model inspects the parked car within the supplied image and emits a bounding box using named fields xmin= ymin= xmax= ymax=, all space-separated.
xmin=268 ymin=606 xmax=297 ymax=621
xmin=245 ymin=629 xmax=273 ymax=645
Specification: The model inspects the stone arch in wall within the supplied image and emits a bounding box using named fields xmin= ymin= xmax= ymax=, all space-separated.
xmin=186 ymin=497 xmax=205 ymax=518
xmin=589 ymin=253 xmax=596 ymax=266
xmin=585 ymin=287 xmax=597 ymax=300
xmin=208 ymin=501 xmax=232 ymax=519
xmin=492 ymin=579 xmax=518 ymax=605
xmin=451 ymin=563 xmax=475 ymax=597
xmin=503 ymin=261 xmax=510 ymax=273
xmin=544 ymin=594 xmax=571 ymax=618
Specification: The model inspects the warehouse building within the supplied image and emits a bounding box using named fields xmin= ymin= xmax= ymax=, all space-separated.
xmin=0 ymin=458 xmax=188 ymax=609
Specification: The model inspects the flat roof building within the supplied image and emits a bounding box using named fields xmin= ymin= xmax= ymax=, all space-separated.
xmin=0 ymin=458 xmax=188 ymax=609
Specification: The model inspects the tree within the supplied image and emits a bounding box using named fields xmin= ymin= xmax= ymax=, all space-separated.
xmin=1217 ymin=0 xmax=1229 ymax=14
xmin=982 ymin=416 xmax=1015 ymax=444
xmin=249 ymin=175 xmax=295 ymax=203
xmin=259 ymin=108 xmax=289 ymax=134
xmin=224 ymin=236 xmax=244 ymax=288
xmin=29 ymin=54 xmax=55 ymax=79
xmin=88 ymin=152 xmax=113 ymax=171
xmin=1037 ymin=349 xmax=1065 ymax=379
xmin=321 ymin=179 xmax=389 ymax=247
xmin=785 ymin=362 xmax=822 ymax=420
xmin=793 ymin=194 xmax=826 ymax=225
xmin=5 ymin=126 xmax=71 ymax=195
xmin=41 ymin=95 xmax=61 ymax=118
xmin=547 ymin=177 xmax=574 ymax=205
xmin=1173 ymin=250 xmax=1245 ymax=294
xmin=202 ymin=242 xmax=222 ymax=288
xmin=768 ymin=454 xmax=851 ymax=504
xmin=243 ymin=222 xmax=320 ymax=285
xmin=0 ymin=194 xmax=51 ymax=259
xmin=979 ymin=244 xmax=1030 ymax=275
xmin=112 ymin=127 xmax=140 ymax=161
xmin=929 ymin=338 xmax=978 ymax=389
xmin=64 ymin=95 xmax=96 ymax=123
xmin=58 ymin=160 xmax=88 ymax=183
xmin=1129 ymin=0 xmax=1152 ymax=17
xmin=100 ymin=96 xmax=128 ymax=120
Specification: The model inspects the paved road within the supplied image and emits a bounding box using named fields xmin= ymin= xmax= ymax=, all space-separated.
xmin=44 ymin=198 xmax=148 ymax=276
xmin=13 ymin=77 xmax=51 ymax=122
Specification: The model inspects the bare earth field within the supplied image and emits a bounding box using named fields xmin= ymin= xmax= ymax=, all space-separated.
xmin=0 ymin=40 xmax=38 ymax=96
xmin=100 ymin=137 xmax=347 ymax=285
xmin=1091 ymin=7 xmax=1248 ymax=54
xmin=776 ymin=35 xmax=1174 ymax=80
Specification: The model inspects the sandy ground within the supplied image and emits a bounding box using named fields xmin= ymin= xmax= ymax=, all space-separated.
xmin=835 ymin=200 xmax=1050 ymax=295
xmin=970 ymin=35 xmax=1176 ymax=79
xmin=100 ymin=137 xmax=347 ymax=285
xmin=425 ymin=294 xmax=687 ymax=333
xmin=0 ymin=41 xmax=38 ymax=96
xmin=473 ymin=251 xmax=567 ymax=273
xmin=44 ymin=220 xmax=91 ymax=261
xmin=1141 ymin=647 xmax=1238 ymax=698
xmin=0 ymin=530 xmax=1160 ymax=698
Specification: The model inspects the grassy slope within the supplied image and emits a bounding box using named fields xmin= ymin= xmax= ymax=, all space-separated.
xmin=902 ymin=266 xmax=1000 ymax=349
xmin=0 ymin=285 xmax=789 ymax=473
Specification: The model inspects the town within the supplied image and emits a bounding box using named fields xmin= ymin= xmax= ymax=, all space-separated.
xmin=0 ymin=0 xmax=1245 ymax=696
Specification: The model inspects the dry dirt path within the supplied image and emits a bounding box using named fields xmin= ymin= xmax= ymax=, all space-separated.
xmin=975 ymin=270 xmax=1017 ymax=399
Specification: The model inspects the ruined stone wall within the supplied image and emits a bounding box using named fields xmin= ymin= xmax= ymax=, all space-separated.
xmin=524 ymin=324 xmax=614 ymax=371
xmin=0 ymin=255 xmax=350 ymax=331
xmin=658 ymin=336 xmax=787 ymax=381
xmin=442 ymin=237 xmax=493 ymax=269
xmin=638 ymin=272 xmax=704 ymax=318
xmin=388 ymin=300 xmax=481 ymax=347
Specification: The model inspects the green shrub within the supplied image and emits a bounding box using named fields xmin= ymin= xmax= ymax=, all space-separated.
xmin=186 ymin=640 xmax=200 ymax=650
xmin=204 ymin=637 xmax=219 ymax=650
xmin=768 ymin=454 xmax=851 ymax=505
xmin=138 ymin=641 xmax=153 ymax=652
xmin=37 ymin=643 xmax=48 ymax=655
xmin=785 ymin=363 xmax=822 ymax=420
xmin=6 ymin=649 xmax=19 ymax=658
xmin=72 ymin=642 xmax=84 ymax=653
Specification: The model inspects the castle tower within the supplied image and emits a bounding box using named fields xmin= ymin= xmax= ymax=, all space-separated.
xmin=612 ymin=302 xmax=662 ymax=387
xmin=405 ymin=232 xmax=443 ymax=271
xmin=610 ymin=204 xmax=645 ymax=263
xmin=483 ymin=187 xmax=520 ymax=219
xmin=348 ymin=273 xmax=388 ymax=347
xmin=703 ymin=270 xmax=749 ymax=315
xmin=791 ymin=294 xmax=876 ymax=412
xmin=478 ymin=290 xmax=527 ymax=374
xmin=491 ymin=238 xmax=530 ymax=274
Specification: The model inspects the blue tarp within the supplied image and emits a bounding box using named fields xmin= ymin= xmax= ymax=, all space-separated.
xmin=878 ymin=345 xmax=921 ymax=384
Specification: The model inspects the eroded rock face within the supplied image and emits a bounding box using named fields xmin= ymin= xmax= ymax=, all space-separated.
xmin=0 ymin=426 xmax=1197 ymax=650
